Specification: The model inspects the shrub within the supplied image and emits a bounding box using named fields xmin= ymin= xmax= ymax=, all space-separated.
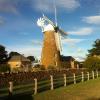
xmin=83 ymin=56 xmax=100 ymax=70
xmin=0 ymin=64 xmax=10 ymax=72
xmin=47 ymin=65 xmax=56 ymax=70
xmin=40 ymin=65 xmax=45 ymax=70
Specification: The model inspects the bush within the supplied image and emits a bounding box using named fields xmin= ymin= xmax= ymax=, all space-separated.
xmin=40 ymin=65 xmax=45 ymax=70
xmin=47 ymin=65 xmax=56 ymax=70
xmin=83 ymin=56 xmax=100 ymax=70
xmin=0 ymin=64 xmax=10 ymax=72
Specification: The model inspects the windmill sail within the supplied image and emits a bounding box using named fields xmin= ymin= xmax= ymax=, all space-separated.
xmin=42 ymin=15 xmax=67 ymax=51
xmin=43 ymin=15 xmax=67 ymax=36
xmin=54 ymin=0 xmax=57 ymax=26
xmin=55 ymin=32 xmax=62 ymax=51
xmin=43 ymin=15 xmax=56 ymax=28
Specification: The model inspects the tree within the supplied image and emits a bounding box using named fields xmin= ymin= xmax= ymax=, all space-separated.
xmin=0 ymin=64 xmax=10 ymax=72
xmin=88 ymin=39 xmax=100 ymax=56
xmin=9 ymin=51 xmax=21 ymax=57
xmin=83 ymin=56 xmax=100 ymax=70
xmin=84 ymin=39 xmax=100 ymax=70
xmin=27 ymin=56 xmax=35 ymax=62
xmin=0 ymin=45 xmax=8 ymax=64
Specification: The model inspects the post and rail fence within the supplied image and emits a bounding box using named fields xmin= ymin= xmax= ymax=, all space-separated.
xmin=0 ymin=70 xmax=100 ymax=98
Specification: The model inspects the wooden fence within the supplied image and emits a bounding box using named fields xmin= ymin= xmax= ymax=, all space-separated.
xmin=0 ymin=70 xmax=99 ymax=98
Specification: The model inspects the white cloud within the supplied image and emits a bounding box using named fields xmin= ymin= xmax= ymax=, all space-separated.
xmin=74 ymin=56 xmax=85 ymax=62
xmin=18 ymin=32 xmax=32 ymax=36
xmin=0 ymin=0 xmax=80 ymax=14
xmin=57 ymin=0 xmax=80 ymax=9
xmin=82 ymin=15 xmax=100 ymax=25
xmin=77 ymin=48 xmax=84 ymax=53
xmin=0 ymin=0 xmax=19 ymax=14
xmin=0 ymin=0 xmax=31 ymax=14
xmin=33 ymin=0 xmax=80 ymax=13
xmin=68 ymin=27 xmax=93 ymax=35
xmin=31 ymin=40 xmax=42 ymax=45
xmin=62 ymin=49 xmax=86 ymax=61
xmin=62 ymin=38 xmax=84 ymax=44
xmin=7 ymin=45 xmax=42 ymax=59
xmin=0 ymin=16 xmax=5 ymax=25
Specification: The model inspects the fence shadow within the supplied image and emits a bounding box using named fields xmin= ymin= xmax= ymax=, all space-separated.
xmin=5 ymin=94 xmax=34 ymax=100
xmin=86 ymin=97 xmax=100 ymax=100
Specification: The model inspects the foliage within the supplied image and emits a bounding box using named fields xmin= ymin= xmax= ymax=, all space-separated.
xmin=0 ymin=45 xmax=8 ymax=64
xmin=47 ymin=65 xmax=56 ymax=70
xmin=27 ymin=56 xmax=35 ymax=62
xmin=34 ymin=64 xmax=41 ymax=68
xmin=33 ymin=59 xmax=39 ymax=63
xmin=0 ymin=64 xmax=10 ymax=72
xmin=88 ymin=39 xmax=100 ymax=56
xmin=83 ymin=56 xmax=100 ymax=70
xmin=9 ymin=51 xmax=21 ymax=57
xmin=40 ymin=65 xmax=45 ymax=70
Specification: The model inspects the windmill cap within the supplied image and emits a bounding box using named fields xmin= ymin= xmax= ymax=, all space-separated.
xmin=43 ymin=24 xmax=54 ymax=32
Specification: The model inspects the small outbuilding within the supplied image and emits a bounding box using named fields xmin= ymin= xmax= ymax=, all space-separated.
xmin=60 ymin=56 xmax=78 ymax=69
xmin=8 ymin=55 xmax=31 ymax=72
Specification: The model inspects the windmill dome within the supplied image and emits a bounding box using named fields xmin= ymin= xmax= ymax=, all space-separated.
xmin=44 ymin=24 xmax=54 ymax=32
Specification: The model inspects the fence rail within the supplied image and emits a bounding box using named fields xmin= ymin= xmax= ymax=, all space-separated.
xmin=0 ymin=70 xmax=100 ymax=98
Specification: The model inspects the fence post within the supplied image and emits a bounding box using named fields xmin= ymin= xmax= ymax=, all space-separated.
xmin=96 ymin=70 xmax=98 ymax=78
xmin=9 ymin=81 xmax=13 ymax=96
xmin=92 ymin=71 xmax=94 ymax=79
xmin=34 ymin=78 xmax=37 ymax=95
xmin=73 ymin=73 xmax=76 ymax=84
xmin=87 ymin=72 xmax=89 ymax=81
xmin=50 ymin=75 xmax=54 ymax=90
xmin=64 ymin=74 xmax=67 ymax=87
xmin=81 ymin=72 xmax=84 ymax=82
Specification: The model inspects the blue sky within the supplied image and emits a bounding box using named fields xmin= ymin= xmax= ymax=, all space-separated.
xmin=0 ymin=0 xmax=100 ymax=61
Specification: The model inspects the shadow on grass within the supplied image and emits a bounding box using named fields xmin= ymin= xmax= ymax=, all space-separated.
xmin=5 ymin=94 xmax=34 ymax=100
xmin=87 ymin=97 xmax=100 ymax=100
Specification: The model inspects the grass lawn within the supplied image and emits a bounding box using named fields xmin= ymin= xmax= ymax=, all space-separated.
xmin=33 ymin=78 xmax=100 ymax=100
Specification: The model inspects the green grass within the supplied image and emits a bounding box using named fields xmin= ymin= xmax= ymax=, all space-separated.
xmin=33 ymin=78 xmax=100 ymax=100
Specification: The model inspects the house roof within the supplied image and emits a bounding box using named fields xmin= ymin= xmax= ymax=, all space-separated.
xmin=60 ymin=56 xmax=75 ymax=62
xmin=8 ymin=55 xmax=30 ymax=62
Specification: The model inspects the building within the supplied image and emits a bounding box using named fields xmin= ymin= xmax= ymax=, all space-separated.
xmin=60 ymin=56 xmax=79 ymax=69
xmin=37 ymin=16 xmax=79 ymax=69
xmin=41 ymin=30 xmax=61 ymax=69
xmin=8 ymin=55 xmax=31 ymax=72
xmin=60 ymin=56 xmax=75 ymax=68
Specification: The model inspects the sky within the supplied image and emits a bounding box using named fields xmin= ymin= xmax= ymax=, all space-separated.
xmin=0 ymin=0 xmax=100 ymax=61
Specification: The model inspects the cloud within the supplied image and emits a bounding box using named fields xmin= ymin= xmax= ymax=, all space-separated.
xmin=62 ymin=38 xmax=84 ymax=44
xmin=62 ymin=48 xmax=86 ymax=61
xmin=68 ymin=27 xmax=93 ymax=35
xmin=7 ymin=45 xmax=42 ymax=59
xmin=0 ymin=0 xmax=31 ymax=14
xmin=77 ymin=48 xmax=84 ymax=53
xmin=0 ymin=16 xmax=5 ymax=25
xmin=82 ymin=15 xmax=100 ymax=25
xmin=33 ymin=0 xmax=80 ymax=13
xmin=74 ymin=56 xmax=85 ymax=62
xmin=31 ymin=40 xmax=42 ymax=45
xmin=0 ymin=0 xmax=19 ymax=14
xmin=18 ymin=32 xmax=29 ymax=35
xmin=57 ymin=0 xmax=80 ymax=10
xmin=0 ymin=0 xmax=80 ymax=14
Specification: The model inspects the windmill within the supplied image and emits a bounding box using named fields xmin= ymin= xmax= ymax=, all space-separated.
xmin=37 ymin=2 xmax=67 ymax=68
xmin=42 ymin=15 xmax=67 ymax=52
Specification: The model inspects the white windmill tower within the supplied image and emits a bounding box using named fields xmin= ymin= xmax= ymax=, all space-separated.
xmin=37 ymin=2 xmax=67 ymax=69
